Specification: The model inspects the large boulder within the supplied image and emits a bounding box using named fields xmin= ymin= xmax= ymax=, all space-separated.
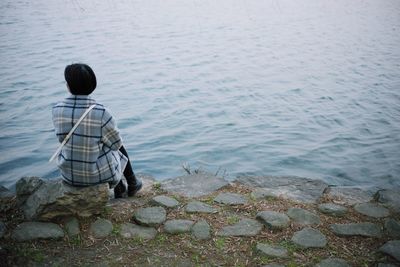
xmin=19 ymin=177 xmax=109 ymax=221
xmin=235 ymin=175 xmax=328 ymax=203
xmin=16 ymin=176 xmax=44 ymax=205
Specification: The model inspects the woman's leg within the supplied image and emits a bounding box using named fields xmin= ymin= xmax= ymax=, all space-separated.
xmin=119 ymin=146 xmax=142 ymax=196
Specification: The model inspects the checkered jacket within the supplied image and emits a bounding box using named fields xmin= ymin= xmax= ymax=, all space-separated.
xmin=52 ymin=95 xmax=127 ymax=186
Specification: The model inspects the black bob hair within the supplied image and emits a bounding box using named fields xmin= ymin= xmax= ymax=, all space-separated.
xmin=64 ymin=63 xmax=97 ymax=95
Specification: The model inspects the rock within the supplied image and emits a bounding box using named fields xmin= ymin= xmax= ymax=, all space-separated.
xmin=64 ymin=217 xmax=80 ymax=237
xmin=0 ymin=186 xmax=15 ymax=213
xmin=191 ymin=220 xmax=211 ymax=240
xmin=21 ymin=178 xmax=109 ymax=221
xmin=291 ymin=228 xmax=327 ymax=248
xmin=287 ymin=208 xmax=320 ymax=225
xmin=330 ymin=222 xmax=382 ymax=238
xmin=375 ymin=189 xmax=400 ymax=213
xmin=354 ymin=202 xmax=390 ymax=218
xmin=235 ymin=175 xmax=328 ymax=203
xmin=256 ymin=211 xmax=290 ymax=230
xmin=262 ymin=264 xmax=285 ymax=267
xmin=250 ymin=188 xmax=277 ymax=200
xmin=217 ymin=218 xmax=263 ymax=237
xmin=326 ymin=186 xmax=374 ymax=205
xmin=150 ymin=195 xmax=179 ymax=208
xmin=379 ymin=240 xmax=400 ymax=261
xmin=161 ymin=173 xmax=229 ymax=198
xmin=256 ymin=243 xmax=288 ymax=258
xmin=315 ymin=258 xmax=351 ymax=267
xmin=15 ymin=177 xmax=44 ymax=205
xmin=377 ymin=264 xmax=398 ymax=267
xmin=385 ymin=219 xmax=400 ymax=238
xmin=318 ymin=203 xmax=347 ymax=217
xmin=185 ymin=201 xmax=218 ymax=214
xmin=89 ymin=218 xmax=113 ymax=238
xmin=164 ymin=220 xmax=194 ymax=234
xmin=214 ymin=192 xmax=248 ymax=205
xmin=0 ymin=221 xmax=6 ymax=238
xmin=133 ymin=206 xmax=167 ymax=226
xmin=11 ymin=222 xmax=64 ymax=241
xmin=120 ymin=223 xmax=157 ymax=240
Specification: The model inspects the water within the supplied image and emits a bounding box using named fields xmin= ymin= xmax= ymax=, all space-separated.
xmin=1 ymin=0 xmax=399 ymax=189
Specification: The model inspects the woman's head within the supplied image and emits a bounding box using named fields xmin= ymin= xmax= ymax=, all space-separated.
xmin=64 ymin=63 xmax=97 ymax=95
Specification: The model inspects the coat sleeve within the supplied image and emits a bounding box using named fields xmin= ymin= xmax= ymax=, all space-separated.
xmin=101 ymin=108 xmax=123 ymax=151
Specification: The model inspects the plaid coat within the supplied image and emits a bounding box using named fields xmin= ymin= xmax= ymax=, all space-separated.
xmin=52 ymin=95 xmax=128 ymax=187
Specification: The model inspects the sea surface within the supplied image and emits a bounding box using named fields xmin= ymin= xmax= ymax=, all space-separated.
xmin=1 ymin=0 xmax=399 ymax=189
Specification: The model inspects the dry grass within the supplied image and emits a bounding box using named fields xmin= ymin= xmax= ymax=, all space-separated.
xmin=1 ymin=182 xmax=399 ymax=266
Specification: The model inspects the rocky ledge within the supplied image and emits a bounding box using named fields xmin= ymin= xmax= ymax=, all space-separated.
xmin=0 ymin=173 xmax=399 ymax=266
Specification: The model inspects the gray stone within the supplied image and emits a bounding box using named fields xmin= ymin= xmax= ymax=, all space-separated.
xmin=385 ymin=218 xmax=400 ymax=238
xmin=120 ymin=223 xmax=157 ymax=240
xmin=326 ymin=186 xmax=374 ymax=205
xmin=21 ymin=178 xmax=109 ymax=221
xmin=330 ymin=222 xmax=382 ymax=238
xmin=354 ymin=202 xmax=390 ymax=218
xmin=315 ymin=258 xmax=350 ymax=267
xmin=64 ymin=217 xmax=80 ymax=237
xmin=191 ymin=220 xmax=211 ymax=240
xmin=217 ymin=218 xmax=263 ymax=237
xmin=377 ymin=264 xmax=398 ymax=267
xmin=12 ymin=222 xmax=64 ymax=241
xmin=235 ymin=175 xmax=328 ymax=203
xmin=150 ymin=195 xmax=179 ymax=208
xmin=15 ymin=177 xmax=44 ymax=205
xmin=291 ymin=227 xmax=327 ymax=248
xmin=0 ymin=186 xmax=14 ymax=213
xmin=318 ymin=203 xmax=348 ymax=217
xmin=161 ymin=173 xmax=229 ymax=198
xmin=185 ymin=201 xmax=218 ymax=214
xmin=250 ymin=188 xmax=277 ymax=200
xmin=379 ymin=240 xmax=400 ymax=261
xmin=0 ymin=221 xmax=6 ymax=238
xmin=214 ymin=192 xmax=248 ymax=205
xmin=89 ymin=218 xmax=113 ymax=238
xmin=134 ymin=206 xmax=167 ymax=226
xmin=256 ymin=243 xmax=288 ymax=258
xmin=164 ymin=219 xmax=194 ymax=234
xmin=256 ymin=211 xmax=290 ymax=230
xmin=287 ymin=208 xmax=320 ymax=225
xmin=375 ymin=189 xmax=400 ymax=213
xmin=262 ymin=265 xmax=285 ymax=267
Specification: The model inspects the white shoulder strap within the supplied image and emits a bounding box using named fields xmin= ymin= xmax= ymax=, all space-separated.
xmin=49 ymin=104 xmax=96 ymax=162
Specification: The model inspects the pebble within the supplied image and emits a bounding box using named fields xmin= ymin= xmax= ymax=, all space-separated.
xmin=256 ymin=211 xmax=290 ymax=230
xmin=318 ymin=203 xmax=347 ymax=217
xmin=134 ymin=206 xmax=167 ymax=226
xmin=120 ymin=223 xmax=157 ymax=240
xmin=379 ymin=240 xmax=400 ymax=261
xmin=164 ymin=220 xmax=194 ymax=234
xmin=315 ymin=258 xmax=351 ymax=267
xmin=287 ymin=208 xmax=320 ymax=225
xmin=256 ymin=243 xmax=288 ymax=258
xmin=354 ymin=202 xmax=390 ymax=218
xmin=89 ymin=218 xmax=113 ymax=238
xmin=217 ymin=218 xmax=263 ymax=237
xmin=385 ymin=218 xmax=400 ymax=238
xmin=12 ymin=222 xmax=64 ymax=241
xmin=214 ymin=192 xmax=248 ymax=205
xmin=330 ymin=222 xmax=382 ymax=238
xmin=191 ymin=220 xmax=211 ymax=240
xmin=64 ymin=217 xmax=80 ymax=237
xmin=185 ymin=201 xmax=218 ymax=214
xmin=150 ymin=195 xmax=179 ymax=208
xmin=291 ymin=227 xmax=327 ymax=248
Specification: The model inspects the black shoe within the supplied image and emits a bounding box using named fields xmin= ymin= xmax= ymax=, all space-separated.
xmin=114 ymin=180 xmax=126 ymax=198
xmin=127 ymin=179 xmax=142 ymax=197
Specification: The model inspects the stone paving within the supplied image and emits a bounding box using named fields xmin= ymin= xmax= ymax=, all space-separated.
xmin=3 ymin=174 xmax=400 ymax=266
